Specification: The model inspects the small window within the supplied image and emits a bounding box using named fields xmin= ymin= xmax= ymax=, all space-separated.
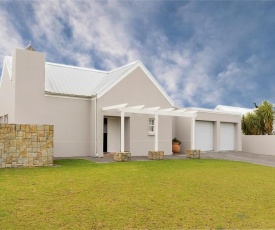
xmin=4 ymin=115 xmax=8 ymax=124
xmin=148 ymin=118 xmax=155 ymax=135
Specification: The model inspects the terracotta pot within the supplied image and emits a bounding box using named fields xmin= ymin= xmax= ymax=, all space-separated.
xmin=172 ymin=142 xmax=181 ymax=154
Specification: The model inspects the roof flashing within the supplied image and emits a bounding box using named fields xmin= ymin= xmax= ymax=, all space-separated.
xmin=25 ymin=42 xmax=36 ymax=51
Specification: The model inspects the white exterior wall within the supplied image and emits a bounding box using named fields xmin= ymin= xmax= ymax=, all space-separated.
xmin=41 ymin=97 xmax=91 ymax=157
xmin=129 ymin=114 xmax=172 ymax=156
xmin=97 ymin=66 xmax=173 ymax=157
xmin=174 ymin=117 xmax=192 ymax=154
xmin=2 ymin=49 xmax=92 ymax=157
xmin=242 ymin=135 xmax=275 ymax=156
xmin=14 ymin=49 xmax=46 ymax=122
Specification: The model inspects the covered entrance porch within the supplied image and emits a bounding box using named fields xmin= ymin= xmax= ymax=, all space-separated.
xmin=102 ymin=104 xmax=197 ymax=157
xmin=103 ymin=116 xmax=130 ymax=154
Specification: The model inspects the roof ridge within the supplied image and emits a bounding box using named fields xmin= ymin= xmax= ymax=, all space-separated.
xmin=46 ymin=60 xmax=139 ymax=74
xmin=46 ymin=62 xmax=109 ymax=74
xmin=109 ymin=60 xmax=139 ymax=73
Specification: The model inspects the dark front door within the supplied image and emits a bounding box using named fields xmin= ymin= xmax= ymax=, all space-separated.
xmin=103 ymin=118 xmax=108 ymax=152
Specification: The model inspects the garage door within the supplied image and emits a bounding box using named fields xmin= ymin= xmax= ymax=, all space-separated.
xmin=220 ymin=123 xmax=235 ymax=151
xmin=195 ymin=121 xmax=214 ymax=151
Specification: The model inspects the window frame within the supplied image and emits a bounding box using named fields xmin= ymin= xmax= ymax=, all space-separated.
xmin=148 ymin=118 xmax=155 ymax=135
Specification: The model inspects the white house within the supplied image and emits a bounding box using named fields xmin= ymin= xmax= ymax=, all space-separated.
xmin=0 ymin=47 xmax=242 ymax=157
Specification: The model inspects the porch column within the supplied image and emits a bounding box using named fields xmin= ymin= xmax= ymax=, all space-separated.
xmin=154 ymin=114 xmax=159 ymax=151
xmin=121 ymin=111 xmax=125 ymax=152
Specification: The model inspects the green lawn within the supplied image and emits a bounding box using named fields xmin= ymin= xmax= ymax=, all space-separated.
xmin=0 ymin=159 xmax=275 ymax=229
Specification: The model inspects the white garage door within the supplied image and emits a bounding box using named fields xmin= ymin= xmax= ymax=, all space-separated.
xmin=195 ymin=121 xmax=214 ymax=151
xmin=220 ymin=123 xmax=235 ymax=151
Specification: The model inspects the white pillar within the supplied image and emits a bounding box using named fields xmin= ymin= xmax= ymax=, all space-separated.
xmin=121 ymin=111 xmax=125 ymax=152
xmin=154 ymin=114 xmax=159 ymax=151
xmin=191 ymin=117 xmax=195 ymax=149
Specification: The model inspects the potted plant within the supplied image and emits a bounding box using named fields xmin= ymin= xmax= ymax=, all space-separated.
xmin=172 ymin=137 xmax=181 ymax=154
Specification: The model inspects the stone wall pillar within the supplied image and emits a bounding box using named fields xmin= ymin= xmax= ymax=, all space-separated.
xmin=114 ymin=152 xmax=131 ymax=162
xmin=186 ymin=149 xmax=200 ymax=159
xmin=148 ymin=151 xmax=164 ymax=160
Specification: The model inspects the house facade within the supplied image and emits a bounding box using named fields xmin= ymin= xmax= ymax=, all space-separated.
xmin=0 ymin=47 xmax=242 ymax=157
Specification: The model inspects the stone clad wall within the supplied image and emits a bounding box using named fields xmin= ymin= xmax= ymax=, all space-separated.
xmin=186 ymin=149 xmax=201 ymax=159
xmin=114 ymin=152 xmax=131 ymax=162
xmin=0 ymin=124 xmax=54 ymax=168
xmin=148 ymin=151 xmax=164 ymax=160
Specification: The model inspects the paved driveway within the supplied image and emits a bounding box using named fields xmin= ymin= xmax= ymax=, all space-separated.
xmin=57 ymin=151 xmax=275 ymax=167
xmin=200 ymin=151 xmax=275 ymax=167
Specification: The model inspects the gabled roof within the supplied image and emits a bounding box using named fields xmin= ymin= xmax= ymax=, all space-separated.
xmin=2 ymin=56 xmax=173 ymax=105
xmin=95 ymin=60 xmax=174 ymax=105
xmin=215 ymin=105 xmax=254 ymax=115
xmin=45 ymin=61 xmax=137 ymax=97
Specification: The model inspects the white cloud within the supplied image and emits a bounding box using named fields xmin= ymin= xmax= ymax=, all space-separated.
xmin=0 ymin=0 xmax=232 ymax=109
xmin=29 ymin=1 xmax=144 ymax=69
xmin=0 ymin=0 xmax=273 ymax=108
xmin=0 ymin=7 xmax=24 ymax=64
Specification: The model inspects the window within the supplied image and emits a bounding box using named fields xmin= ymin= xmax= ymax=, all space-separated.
xmin=4 ymin=115 xmax=8 ymax=124
xmin=0 ymin=116 xmax=2 ymax=124
xmin=148 ymin=118 xmax=155 ymax=135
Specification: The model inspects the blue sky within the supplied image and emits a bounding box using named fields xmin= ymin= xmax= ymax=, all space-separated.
xmin=0 ymin=0 xmax=275 ymax=109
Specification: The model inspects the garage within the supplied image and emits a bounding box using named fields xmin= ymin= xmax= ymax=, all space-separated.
xmin=195 ymin=121 xmax=214 ymax=151
xmin=220 ymin=122 xmax=235 ymax=151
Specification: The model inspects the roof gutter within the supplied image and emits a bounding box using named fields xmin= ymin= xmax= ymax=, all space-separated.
xmin=184 ymin=107 xmax=243 ymax=116
xmin=45 ymin=91 xmax=96 ymax=100
xmin=94 ymin=96 xmax=98 ymax=157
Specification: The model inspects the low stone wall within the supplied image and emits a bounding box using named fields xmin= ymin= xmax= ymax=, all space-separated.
xmin=148 ymin=151 xmax=164 ymax=160
xmin=186 ymin=149 xmax=201 ymax=159
xmin=0 ymin=124 xmax=54 ymax=168
xmin=114 ymin=152 xmax=131 ymax=162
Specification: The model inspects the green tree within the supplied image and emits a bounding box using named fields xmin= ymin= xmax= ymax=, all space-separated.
xmin=242 ymin=100 xmax=274 ymax=135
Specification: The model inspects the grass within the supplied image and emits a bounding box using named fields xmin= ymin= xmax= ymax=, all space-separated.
xmin=0 ymin=159 xmax=275 ymax=229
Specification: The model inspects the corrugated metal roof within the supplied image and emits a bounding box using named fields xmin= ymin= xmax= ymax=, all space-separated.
xmin=45 ymin=61 xmax=137 ymax=97
xmin=45 ymin=63 xmax=108 ymax=96
xmin=3 ymin=56 xmax=138 ymax=97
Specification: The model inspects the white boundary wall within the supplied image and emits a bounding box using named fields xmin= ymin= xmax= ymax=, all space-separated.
xmin=242 ymin=135 xmax=275 ymax=156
